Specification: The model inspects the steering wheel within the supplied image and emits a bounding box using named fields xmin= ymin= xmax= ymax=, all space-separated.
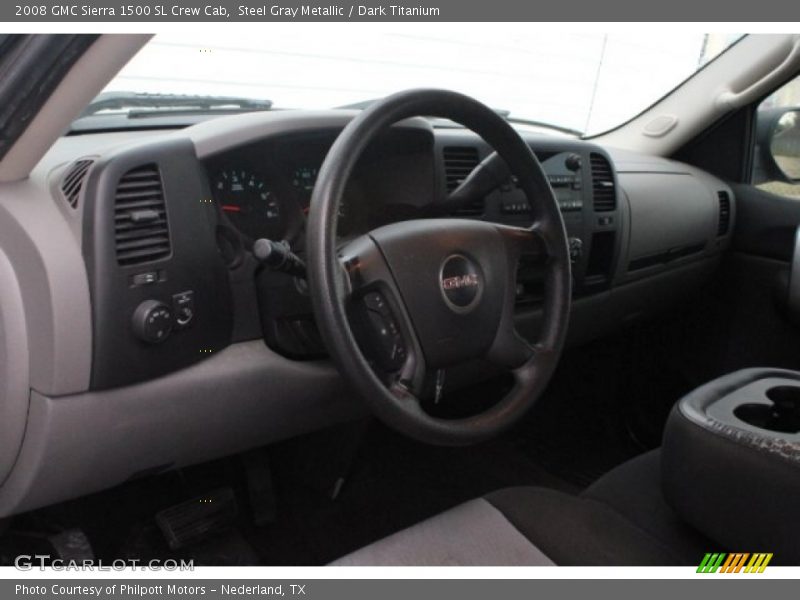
xmin=306 ymin=89 xmax=571 ymax=446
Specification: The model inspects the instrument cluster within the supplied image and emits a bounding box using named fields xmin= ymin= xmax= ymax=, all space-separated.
xmin=207 ymin=137 xmax=364 ymax=251
xmin=210 ymin=160 xmax=327 ymax=245
xmin=206 ymin=128 xmax=435 ymax=257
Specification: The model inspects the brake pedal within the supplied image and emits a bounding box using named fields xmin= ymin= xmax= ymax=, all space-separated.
xmin=155 ymin=488 xmax=237 ymax=550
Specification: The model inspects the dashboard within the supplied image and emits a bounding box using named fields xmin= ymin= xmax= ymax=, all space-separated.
xmin=0 ymin=108 xmax=737 ymax=516
xmin=60 ymin=112 xmax=736 ymax=390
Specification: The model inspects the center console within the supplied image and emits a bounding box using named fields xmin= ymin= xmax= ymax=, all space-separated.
xmin=662 ymin=368 xmax=800 ymax=564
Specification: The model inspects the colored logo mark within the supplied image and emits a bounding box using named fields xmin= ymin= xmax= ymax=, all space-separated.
xmin=697 ymin=553 xmax=773 ymax=573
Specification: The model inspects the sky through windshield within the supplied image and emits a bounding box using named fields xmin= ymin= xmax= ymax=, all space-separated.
xmin=104 ymin=27 xmax=742 ymax=136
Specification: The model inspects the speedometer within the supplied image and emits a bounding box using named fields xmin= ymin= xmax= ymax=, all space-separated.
xmin=213 ymin=169 xmax=282 ymax=240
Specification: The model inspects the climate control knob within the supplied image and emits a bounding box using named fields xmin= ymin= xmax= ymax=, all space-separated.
xmin=132 ymin=299 xmax=173 ymax=344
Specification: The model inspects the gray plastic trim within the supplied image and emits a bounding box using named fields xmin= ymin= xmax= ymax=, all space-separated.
xmin=622 ymin=172 xmax=715 ymax=260
xmin=787 ymin=226 xmax=800 ymax=316
xmin=183 ymin=110 xmax=432 ymax=159
xmin=188 ymin=110 xmax=357 ymax=159
xmin=596 ymin=35 xmax=800 ymax=156
xmin=0 ymin=174 xmax=92 ymax=395
xmin=0 ymin=340 xmax=363 ymax=517
xmin=605 ymin=149 xmax=735 ymax=286
xmin=705 ymin=377 xmax=800 ymax=444
xmin=676 ymin=368 xmax=800 ymax=465
xmin=0 ymin=248 xmax=30 ymax=486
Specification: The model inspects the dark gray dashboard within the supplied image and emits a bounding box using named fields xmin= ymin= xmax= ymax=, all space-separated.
xmin=0 ymin=109 xmax=735 ymax=516
xmin=66 ymin=113 xmax=736 ymax=389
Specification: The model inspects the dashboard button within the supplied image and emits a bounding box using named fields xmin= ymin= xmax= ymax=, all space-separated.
xmin=173 ymin=291 xmax=195 ymax=328
xmin=132 ymin=300 xmax=173 ymax=344
xmin=131 ymin=271 xmax=158 ymax=286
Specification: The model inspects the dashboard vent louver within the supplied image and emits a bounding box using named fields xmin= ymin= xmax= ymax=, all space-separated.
xmin=590 ymin=153 xmax=616 ymax=212
xmin=717 ymin=191 xmax=731 ymax=236
xmin=443 ymin=146 xmax=483 ymax=215
xmin=60 ymin=159 xmax=94 ymax=209
xmin=114 ymin=164 xmax=171 ymax=266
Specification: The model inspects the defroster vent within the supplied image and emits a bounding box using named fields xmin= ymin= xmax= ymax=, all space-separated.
xmin=60 ymin=159 xmax=94 ymax=209
xmin=114 ymin=164 xmax=171 ymax=266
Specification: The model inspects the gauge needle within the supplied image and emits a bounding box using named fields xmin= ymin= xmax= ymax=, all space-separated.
xmin=221 ymin=205 xmax=242 ymax=213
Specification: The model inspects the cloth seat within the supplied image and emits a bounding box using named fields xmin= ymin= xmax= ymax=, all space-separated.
xmin=332 ymin=450 xmax=713 ymax=566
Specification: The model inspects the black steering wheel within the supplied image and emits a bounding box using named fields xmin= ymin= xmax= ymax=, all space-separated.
xmin=306 ymin=89 xmax=571 ymax=446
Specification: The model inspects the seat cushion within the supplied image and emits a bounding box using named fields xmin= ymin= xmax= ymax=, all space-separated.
xmin=584 ymin=448 xmax=714 ymax=562
xmin=487 ymin=451 xmax=713 ymax=566
xmin=331 ymin=498 xmax=555 ymax=566
xmin=331 ymin=450 xmax=712 ymax=566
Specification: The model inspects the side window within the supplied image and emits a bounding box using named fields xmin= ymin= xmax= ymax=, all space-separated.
xmin=753 ymin=76 xmax=800 ymax=198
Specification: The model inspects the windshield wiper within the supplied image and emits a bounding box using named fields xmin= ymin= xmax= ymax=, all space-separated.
xmin=79 ymin=91 xmax=273 ymax=118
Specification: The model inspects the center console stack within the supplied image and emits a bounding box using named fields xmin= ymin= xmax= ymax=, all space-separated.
xmin=662 ymin=368 xmax=800 ymax=564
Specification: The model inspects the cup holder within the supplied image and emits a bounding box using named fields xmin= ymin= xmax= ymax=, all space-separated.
xmin=733 ymin=385 xmax=800 ymax=434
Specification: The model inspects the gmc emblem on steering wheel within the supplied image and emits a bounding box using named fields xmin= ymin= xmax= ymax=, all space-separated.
xmin=441 ymin=274 xmax=479 ymax=290
xmin=440 ymin=254 xmax=483 ymax=312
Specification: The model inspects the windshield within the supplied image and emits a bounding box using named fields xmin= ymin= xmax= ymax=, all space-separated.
xmin=101 ymin=28 xmax=742 ymax=137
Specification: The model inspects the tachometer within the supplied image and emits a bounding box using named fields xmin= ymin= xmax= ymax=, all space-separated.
xmin=214 ymin=168 xmax=282 ymax=240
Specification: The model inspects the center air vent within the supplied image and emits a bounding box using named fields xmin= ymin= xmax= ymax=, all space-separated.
xmin=590 ymin=153 xmax=616 ymax=212
xmin=114 ymin=164 xmax=171 ymax=266
xmin=60 ymin=159 xmax=94 ymax=209
xmin=717 ymin=191 xmax=731 ymax=236
xmin=443 ymin=146 xmax=483 ymax=215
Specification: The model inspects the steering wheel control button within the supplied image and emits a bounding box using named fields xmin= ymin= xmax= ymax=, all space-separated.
xmin=440 ymin=254 xmax=483 ymax=313
xmin=364 ymin=291 xmax=390 ymax=315
xmin=568 ymin=237 xmax=584 ymax=263
xmin=172 ymin=290 xmax=196 ymax=329
xmin=132 ymin=300 xmax=174 ymax=343
xmin=361 ymin=292 xmax=406 ymax=371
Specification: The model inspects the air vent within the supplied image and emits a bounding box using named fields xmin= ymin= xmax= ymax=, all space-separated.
xmin=114 ymin=164 xmax=171 ymax=266
xmin=60 ymin=159 xmax=93 ymax=209
xmin=590 ymin=153 xmax=616 ymax=212
xmin=443 ymin=146 xmax=483 ymax=215
xmin=717 ymin=191 xmax=731 ymax=236
xmin=443 ymin=146 xmax=480 ymax=192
